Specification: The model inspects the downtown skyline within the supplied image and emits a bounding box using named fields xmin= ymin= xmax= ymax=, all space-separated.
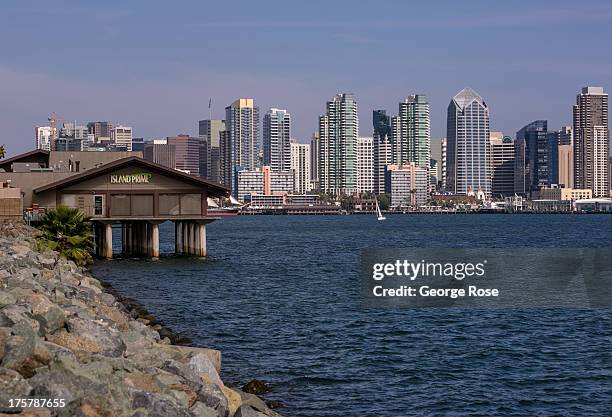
xmin=2 ymin=0 xmax=612 ymax=154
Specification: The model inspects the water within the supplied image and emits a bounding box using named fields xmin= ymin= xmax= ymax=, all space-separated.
xmin=92 ymin=215 xmax=612 ymax=416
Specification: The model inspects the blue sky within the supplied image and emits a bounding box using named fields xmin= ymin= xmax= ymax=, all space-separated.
xmin=1 ymin=0 xmax=611 ymax=155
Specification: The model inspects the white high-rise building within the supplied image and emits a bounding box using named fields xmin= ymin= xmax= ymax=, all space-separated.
xmin=113 ymin=125 xmax=133 ymax=151
xmin=263 ymin=108 xmax=291 ymax=172
xmin=225 ymin=98 xmax=260 ymax=196
xmin=357 ymin=137 xmax=374 ymax=194
xmin=446 ymin=88 xmax=492 ymax=196
xmin=290 ymin=141 xmax=312 ymax=194
xmin=319 ymin=93 xmax=359 ymax=195
xmin=35 ymin=126 xmax=55 ymax=151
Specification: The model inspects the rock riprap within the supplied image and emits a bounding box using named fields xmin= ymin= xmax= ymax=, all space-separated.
xmin=0 ymin=220 xmax=282 ymax=417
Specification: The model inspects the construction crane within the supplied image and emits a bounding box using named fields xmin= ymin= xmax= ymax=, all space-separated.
xmin=47 ymin=112 xmax=65 ymax=151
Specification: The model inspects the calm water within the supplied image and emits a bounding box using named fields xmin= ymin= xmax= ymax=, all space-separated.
xmin=92 ymin=215 xmax=612 ymax=416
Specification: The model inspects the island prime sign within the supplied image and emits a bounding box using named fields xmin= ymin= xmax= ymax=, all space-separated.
xmin=110 ymin=172 xmax=153 ymax=184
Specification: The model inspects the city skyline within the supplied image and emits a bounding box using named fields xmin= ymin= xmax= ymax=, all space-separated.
xmin=2 ymin=1 xmax=612 ymax=154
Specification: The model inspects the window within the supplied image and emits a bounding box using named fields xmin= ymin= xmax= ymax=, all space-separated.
xmin=180 ymin=194 xmax=201 ymax=215
xmin=110 ymin=194 xmax=130 ymax=216
xmin=159 ymin=194 xmax=180 ymax=215
xmin=132 ymin=195 xmax=154 ymax=216
xmin=94 ymin=195 xmax=104 ymax=216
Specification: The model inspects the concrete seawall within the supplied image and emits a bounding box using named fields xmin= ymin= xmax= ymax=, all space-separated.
xmin=0 ymin=220 xmax=281 ymax=417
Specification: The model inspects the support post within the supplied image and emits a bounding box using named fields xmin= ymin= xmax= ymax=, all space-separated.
xmin=198 ymin=223 xmax=207 ymax=257
xmin=175 ymin=221 xmax=182 ymax=255
xmin=150 ymin=222 xmax=159 ymax=258
xmin=104 ymin=223 xmax=113 ymax=259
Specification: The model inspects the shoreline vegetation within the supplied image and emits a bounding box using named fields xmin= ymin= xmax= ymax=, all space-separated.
xmin=0 ymin=219 xmax=283 ymax=417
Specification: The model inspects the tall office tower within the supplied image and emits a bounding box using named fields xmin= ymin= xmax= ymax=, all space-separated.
xmin=167 ymin=135 xmax=200 ymax=175
xmin=514 ymin=120 xmax=556 ymax=194
xmin=263 ymin=108 xmax=292 ymax=172
xmin=112 ymin=125 xmax=133 ymax=151
xmin=87 ymin=122 xmax=113 ymax=141
xmin=441 ymin=138 xmax=447 ymax=190
xmin=198 ymin=119 xmax=226 ymax=182
xmin=144 ymin=139 xmax=176 ymax=169
xmin=290 ymin=141 xmax=312 ymax=194
xmin=131 ymin=137 xmax=145 ymax=152
xmin=56 ymin=122 xmax=88 ymax=151
xmin=318 ymin=93 xmax=359 ymax=195
xmin=225 ymin=99 xmax=260 ymax=195
xmin=384 ymin=163 xmax=429 ymax=207
xmin=372 ymin=110 xmax=392 ymax=194
xmin=219 ymin=130 xmax=232 ymax=189
xmin=430 ymin=138 xmax=444 ymax=189
xmin=558 ymin=143 xmax=574 ymax=188
xmin=35 ymin=126 xmax=55 ymax=151
xmin=357 ymin=137 xmax=374 ymax=194
xmin=573 ymin=87 xmax=609 ymax=197
xmin=446 ymin=88 xmax=491 ymax=196
xmin=490 ymin=132 xmax=515 ymax=197
xmin=392 ymin=95 xmax=431 ymax=167
xmin=309 ymin=132 xmax=320 ymax=191
xmin=557 ymin=126 xmax=573 ymax=145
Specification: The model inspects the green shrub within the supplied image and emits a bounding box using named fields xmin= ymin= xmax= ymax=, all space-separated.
xmin=38 ymin=206 xmax=94 ymax=266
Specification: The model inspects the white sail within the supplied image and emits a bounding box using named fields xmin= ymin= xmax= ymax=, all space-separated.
xmin=207 ymin=197 xmax=219 ymax=208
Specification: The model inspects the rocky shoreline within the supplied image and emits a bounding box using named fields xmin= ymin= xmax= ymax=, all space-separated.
xmin=0 ymin=220 xmax=282 ymax=417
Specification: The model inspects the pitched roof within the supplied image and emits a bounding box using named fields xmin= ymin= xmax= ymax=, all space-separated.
xmin=0 ymin=149 xmax=50 ymax=171
xmin=33 ymin=156 xmax=229 ymax=196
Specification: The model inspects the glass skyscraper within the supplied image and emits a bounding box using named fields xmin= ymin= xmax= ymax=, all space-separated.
xmin=446 ymin=88 xmax=491 ymax=197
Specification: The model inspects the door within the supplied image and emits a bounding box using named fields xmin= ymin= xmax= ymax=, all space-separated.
xmin=93 ymin=195 xmax=105 ymax=217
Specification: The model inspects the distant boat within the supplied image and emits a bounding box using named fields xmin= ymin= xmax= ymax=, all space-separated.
xmin=376 ymin=199 xmax=386 ymax=221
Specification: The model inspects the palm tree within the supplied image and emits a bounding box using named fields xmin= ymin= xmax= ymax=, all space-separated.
xmin=38 ymin=206 xmax=94 ymax=266
xmin=0 ymin=145 xmax=6 ymax=159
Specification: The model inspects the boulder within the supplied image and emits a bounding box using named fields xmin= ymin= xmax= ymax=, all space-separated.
xmin=29 ymin=293 xmax=65 ymax=335
xmin=0 ymin=327 xmax=10 ymax=359
xmin=130 ymin=390 xmax=193 ymax=417
xmin=0 ymin=367 xmax=33 ymax=413
xmin=242 ymin=379 xmax=271 ymax=396
xmin=189 ymin=352 xmax=222 ymax=386
xmin=65 ymin=316 xmax=126 ymax=357
xmin=3 ymin=321 xmax=51 ymax=377
xmin=0 ymin=292 xmax=16 ymax=308
xmin=234 ymin=405 xmax=268 ymax=417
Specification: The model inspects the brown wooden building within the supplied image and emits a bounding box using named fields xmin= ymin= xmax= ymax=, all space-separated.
xmin=30 ymin=156 xmax=229 ymax=258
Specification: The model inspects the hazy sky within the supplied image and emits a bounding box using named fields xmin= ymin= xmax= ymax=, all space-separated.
xmin=1 ymin=0 xmax=611 ymax=156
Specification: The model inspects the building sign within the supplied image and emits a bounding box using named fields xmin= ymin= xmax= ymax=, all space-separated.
xmin=110 ymin=172 xmax=152 ymax=184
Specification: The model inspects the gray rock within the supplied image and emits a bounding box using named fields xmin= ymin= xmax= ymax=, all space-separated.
xmin=2 ymin=320 xmax=50 ymax=377
xmin=29 ymin=293 xmax=65 ymax=335
xmin=65 ymin=316 xmax=126 ymax=357
xmin=0 ymin=326 xmax=10 ymax=358
xmin=130 ymin=389 xmax=194 ymax=417
xmin=0 ymin=367 xmax=33 ymax=413
xmin=189 ymin=352 xmax=222 ymax=386
xmin=234 ymin=405 xmax=268 ymax=417
xmin=190 ymin=401 xmax=220 ymax=417
xmin=197 ymin=382 xmax=229 ymax=417
xmin=0 ymin=291 xmax=16 ymax=308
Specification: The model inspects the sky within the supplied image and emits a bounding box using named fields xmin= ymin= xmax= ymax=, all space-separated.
xmin=1 ymin=0 xmax=611 ymax=156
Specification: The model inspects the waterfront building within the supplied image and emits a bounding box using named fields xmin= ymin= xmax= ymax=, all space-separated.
xmin=198 ymin=119 xmax=226 ymax=183
xmin=373 ymin=110 xmax=391 ymax=195
xmin=143 ymin=139 xmax=176 ymax=170
xmin=112 ymin=125 xmax=133 ymax=152
xmin=490 ymin=133 xmax=515 ymax=197
xmin=392 ymin=95 xmax=431 ymax=168
xmin=446 ymin=88 xmax=491 ymax=196
xmin=263 ymin=108 xmax=291 ymax=172
xmin=309 ymin=132 xmax=319 ymax=191
xmin=318 ymin=93 xmax=358 ymax=195
xmin=35 ymin=126 xmax=55 ymax=151
xmin=290 ymin=141 xmax=311 ymax=194
xmin=357 ymin=137 xmax=374 ymax=194
xmin=167 ymin=135 xmax=200 ymax=176
xmin=236 ymin=166 xmax=294 ymax=202
xmin=573 ymin=86 xmax=609 ymax=197
xmin=385 ymin=163 xmax=429 ymax=208
xmin=225 ymin=98 xmax=260 ymax=195
xmin=537 ymin=186 xmax=592 ymax=201
xmin=514 ymin=120 xmax=556 ymax=195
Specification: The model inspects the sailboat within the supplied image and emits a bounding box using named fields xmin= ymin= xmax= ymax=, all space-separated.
xmin=375 ymin=199 xmax=386 ymax=221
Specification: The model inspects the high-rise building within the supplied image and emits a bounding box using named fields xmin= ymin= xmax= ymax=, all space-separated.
xmin=385 ymin=163 xmax=429 ymax=208
xmin=291 ymin=141 xmax=311 ymax=194
xmin=168 ymin=135 xmax=200 ymax=175
xmin=131 ymin=137 xmax=145 ymax=152
xmin=144 ymin=139 xmax=176 ymax=169
xmin=557 ymin=126 xmax=573 ymax=145
xmin=198 ymin=119 xmax=226 ymax=183
xmin=430 ymin=138 xmax=445 ymax=190
xmin=112 ymin=125 xmax=133 ymax=151
xmin=225 ymin=99 xmax=260 ymax=195
xmin=87 ymin=122 xmax=113 ymax=141
xmin=490 ymin=133 xmax=515 ymax=197
xmin=514 ymin=120 xmax=557 ymax=194
xmin=558 ymin=143 xmax=574 ymax=188
xmin=373 ymin=110 xmax=392 ymax=195
xmin=219 ymin=130 xmax=232 ymax=189
xmin=573 ymin=86 xmax=609 ymax=197
xmin=55 ymin=122 xmax=88 ymax=152
xmin=392 ymin=95 xmax=431 ymax=167
xmin=263 ymin=108 xmax=291 ymax=172
xmin=357 ymin=137 xmax=374 ymax=194
xmin=446 ymin=88 xmax=492 ymax=197
xmin=236 ymin=166 xmax=294 ymax=202
xmin=309 ymin=132 xmax=319 ymax=191
xmin=35 ymin=126 xmax=55 ymax=151
xmin=318 ymin=93 xmax=358 ymax=195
